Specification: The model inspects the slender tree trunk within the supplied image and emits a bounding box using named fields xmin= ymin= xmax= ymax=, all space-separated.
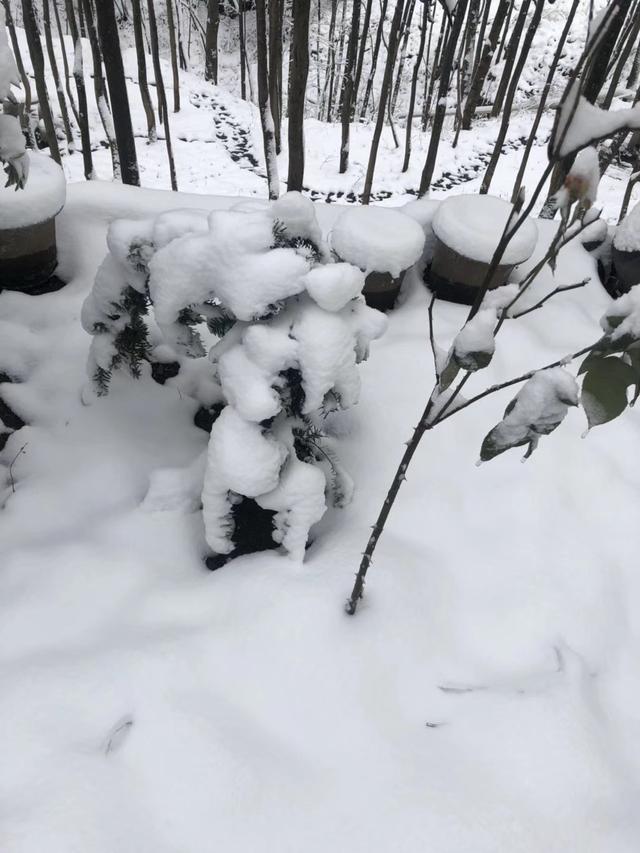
xmin=511 ymin=0 xmax=580 ymax=203
xmin=320 ymin=0 xmax=338 ymax=119
xmin=422 ymin=10 xmax=448 ymax=131
xmin=268 ymin=0 xmax=284 ymax=153
xmin=255 ymin=0 xmax=280 ymax=198
xmin=147 ymin=0 xmax=177 ymax=189
xmin=390 ymin=0 xmax=416 ymax=115
xmin=494 ymin=0 xmax=513 ymax=64
xmin=419 ymin=0 xmax=469 ymax=195
xmin=462 ymin=0 xmax=480 ymax=96
xmin=287 ymin=0 xmax=311 ymax=191
xmin=360 ymin=0 xmax=389 ymax=119
xmin=627 ymin=38 xmax=640 ymax=89
xmin=490 ymin=0 xmax=531 ymax=118
xmin=362 ymin=0 xmax=405 ymax=205
xmin=42 ymin=0 xmax=74 ymax=151
xmin=1 ymin=0 xmax=35 ymax=147
xmin=461 ymin=0 xmax=509 ymax=129
xmin=338 ymin=0 xmax=362 ymax=172
xmin=65 ymin=0 xmax=93 ymax=178
xmin=132 ymin=0 xmax=156 ymax=141
xmin=419 ymin=10 xmax=435 ymax=132
xmin=353 ymin=0 xmax=375 ymax=105
xmin=52 ymin=0 xmax=79 ymax=125
xmin=205 ymin=0 xmax=219 ymax=82
xmin=481 ymin=0 xmax=545 ymax=195
xmin=239 ymin=2 xmax=247 ymax=100
xmin=330 ymin=0 xmax=349 ymax=120
xmin=602 ymin=6 xmax=640 ymax=109
xmin=166 ymin=0 xmax=180 ymax=111
xmin=81 ymin=0 xmax=120 ymax=178
xmin=472 ymin=0 xmax=490 ymax=76
xmin=21 ymin=0 xmax=62 ymax=163
xmin=402 ymin=0 xmax=428 ymax=172
xmin=94 ymin=0 xmax=140 ymax=185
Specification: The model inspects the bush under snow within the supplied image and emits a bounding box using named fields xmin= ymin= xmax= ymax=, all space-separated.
xmin=81 ymin=192 xmax=388 ymax=563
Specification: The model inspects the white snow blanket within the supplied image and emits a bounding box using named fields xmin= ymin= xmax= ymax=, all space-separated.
xmin=1 ymin=182 xmax=640 ymax=853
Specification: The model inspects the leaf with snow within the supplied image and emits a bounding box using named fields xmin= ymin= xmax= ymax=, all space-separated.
xmin=479 ymin=368 xmax=579 ymax=463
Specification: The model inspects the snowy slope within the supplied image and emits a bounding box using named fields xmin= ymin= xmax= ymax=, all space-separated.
xmin=1 ymin=181 xmax=640 ymax=852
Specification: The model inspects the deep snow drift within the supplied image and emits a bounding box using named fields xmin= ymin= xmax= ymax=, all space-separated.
xmin=1 ymin=180 xmax=640 ymax=852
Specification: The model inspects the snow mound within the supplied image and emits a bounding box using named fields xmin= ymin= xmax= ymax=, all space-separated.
xmin=0 ymin=151 xmax=66 ymax=229
xmin=432 ymin=194 xmax=538 ymax=266
xmin=614 ymin=202 xmax=640 ymax=253
xmin=330 ymin=206 xmax=425 ymax=276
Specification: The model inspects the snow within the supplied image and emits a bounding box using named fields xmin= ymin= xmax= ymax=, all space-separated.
xmin=556 ymin=146 xmax=601 ymax=211
xmin=0 ymin=113 xmax=25 ymax=162
xmin=330 ymin=206 xmax=425 ymax=276
xmin=554 ymin=85 xmax=640 ymax=158
xmin=614 ymin=202 xmax=640 ymax=253
xmin=303 ymin=263 xmax=365 ymax=312
xmin=479 ymin=367 xmax=580 ymax=462
xmin=453 ymin=308 xmax=497 ymax=371
xmin=432 ymin=194 xmax=538 ymax=266
xmin=0 ymin=152 xmax=66 ymax=229
xmin=2 ymin=170 xmax=640 ymax=853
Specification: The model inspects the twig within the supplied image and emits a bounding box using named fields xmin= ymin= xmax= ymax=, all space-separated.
xmin=8 ymin=443 xmax=27 ymax=494
xmin=432 ymin=343 xmax=596 ymax=427
xmin=510 ymin=279 xmax=589 ymax=319
xmin=428 ymin=291 xmax=440 ymax=384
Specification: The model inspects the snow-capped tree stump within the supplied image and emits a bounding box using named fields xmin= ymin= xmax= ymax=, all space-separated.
xmin=427 ymin=194 xmax=538 ymax=306
xmin=612 ymin=201 xmax=640 ymax=293
xmin=0 ymin=153 xmax=66 ymax=294
xmin=330 ymin=206 xmax=425 ymax=312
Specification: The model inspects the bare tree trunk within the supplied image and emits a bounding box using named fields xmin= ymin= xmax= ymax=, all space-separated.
xmin=64 ymin=0 xmax=93 ymax=178
xmin=239 ymin=1 xmax=247 ymax=100
xmin=166 ymin=0 xmax=180 ymax=111
xmin=42 ymin=0 xmax=74 ymax=151
xmin=360 ymin=0 xmax=389 ymax=119
xmin=511 ymin=0 xmax=579 ymax=203
xmin=490 ymin=0 xmax=531 ymax=118
xmin=132 ymin=0 xmax=156 ymax=141
xmin=269 ymin=0 xmax=284 ymax=153
xmin=255 ymin=0 xmax=279 ymax=198
xmin=390 ymin=0 xmax=416 ymax=115
xmin=402 ymin=0 xmax=428 ymax=172
xmin=422 ymin=10 xmax=448 ymax=131
xmin=147 ymin=0 xmax=177 ymax=189
xmin=205 ymin=0 xmax=219 ymax=82
xmin=462 ymin=0 xmax=480 ymax=96
xmin=1 ymin=0 xmax=35 ymax=147
xmin=94 ymin=0 xmax=140 ymax=185
xmin=602 ymin=5 xmax=640 ymax=109
xmin=81 ymin=0 xmax=120 ymax=178
xmin=52 ymin=0 xmax=79 ymax=125
xmin=419 ymin=10 xmax=435 ymax=132
xmin=362 ymin=0 xmax=405 ymax=205
xmin=320 ymin=0 xmax=338 ymax=119
xmin=419 ymin=0 xmax=469 ymax=195
xmin=287 ymin=0 xmax=310 ymax=191
xmin=21 ymin=0 xmax=62 ymax=164
xmin=328 ymin=0 xmax=348 ymax=121
xmin=494 ymin=0 xmax=513 ymax=64
xmin=353 ymin=0 xmax=374 ymax=104
xmin=472 ymin=0 xmax=490 ymax=76
xmin=461 ymin=0 xmax=509 ymax=129
xmin=481 ymin=0 xmax=545 ymax=195
xmin=627 ymin=38 xmax=640 ymax=89
xmin=338 ymin=0 xmax=362 ymax=172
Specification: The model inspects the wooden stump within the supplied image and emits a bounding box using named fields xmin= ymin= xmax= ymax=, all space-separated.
xmin=0 ymin=217 xmax=63 ymax=294
xmin=427 ymin=238 xmax=514 ymax=306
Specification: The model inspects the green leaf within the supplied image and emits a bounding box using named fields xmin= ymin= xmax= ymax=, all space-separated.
xmin=438 ymin=355 xmax=460 ymax=391
xmin=580 ymin=356 xmax=636 ymax=430
xmin=479 ymin=424 xmax=532 ymax=463
xmin=453 ymin=347 xmax=493 ymax=372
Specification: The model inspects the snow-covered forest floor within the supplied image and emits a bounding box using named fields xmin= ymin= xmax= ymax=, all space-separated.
xmin=3 ymin=10 xmax=640 ymax=853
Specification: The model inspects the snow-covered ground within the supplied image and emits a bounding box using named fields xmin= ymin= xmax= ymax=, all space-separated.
xmin=2 ymin=176 xmax=640 ymax=851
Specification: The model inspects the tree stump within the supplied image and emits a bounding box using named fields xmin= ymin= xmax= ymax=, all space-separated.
xmin=330 ymin=205 xmax=425 ymax=311
xmin=426 ymin=194 xmax=538 ymax=305
xmin=612 ymin=201 xmax=640 ymax=294
xmin=0 ymin=152 xmax=66 ymax=294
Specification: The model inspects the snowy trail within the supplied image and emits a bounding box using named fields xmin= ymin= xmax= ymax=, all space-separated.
xmin=2 ymin=182 xmax=640 ymax=852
